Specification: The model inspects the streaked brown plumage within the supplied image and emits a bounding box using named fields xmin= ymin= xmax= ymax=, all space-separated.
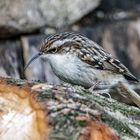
xmin=25 ymin=32 xmax=138 ymax=88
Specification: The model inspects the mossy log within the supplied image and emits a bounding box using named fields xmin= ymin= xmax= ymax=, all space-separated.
xmin=0 ymin=77 xmax=140 ymax=140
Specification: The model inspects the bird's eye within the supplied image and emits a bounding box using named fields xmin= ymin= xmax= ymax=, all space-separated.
xmin=49 ymin=48 xmax=57 ymax=53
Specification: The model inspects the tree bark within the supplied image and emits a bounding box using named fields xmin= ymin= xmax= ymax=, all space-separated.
xmin=0 ymin=77 xmax=140 ymax=140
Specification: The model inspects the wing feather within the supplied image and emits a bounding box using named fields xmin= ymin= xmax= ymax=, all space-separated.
xmin=78 ymin=44 xmax=138 ymax=82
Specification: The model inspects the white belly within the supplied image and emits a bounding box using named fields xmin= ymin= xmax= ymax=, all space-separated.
xmin=45 ymin=54 xmax=125 ymax=88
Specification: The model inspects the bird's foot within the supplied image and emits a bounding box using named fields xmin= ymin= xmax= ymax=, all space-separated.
xmin=99 ymin=90 xmax=112 ymax=98
xmin=89 ymin=86 xmax=111 ymax=99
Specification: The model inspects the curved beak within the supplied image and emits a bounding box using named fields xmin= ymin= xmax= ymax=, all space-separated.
xmin=24 ymin=52 xmax=43 ymax=71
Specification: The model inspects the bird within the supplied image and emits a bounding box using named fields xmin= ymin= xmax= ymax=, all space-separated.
xmin=24 ymin=32 xmax=138 ymax=89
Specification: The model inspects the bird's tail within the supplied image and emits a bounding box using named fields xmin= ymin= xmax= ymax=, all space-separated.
xmin=124 ymin=72 xmax=139 ymax=82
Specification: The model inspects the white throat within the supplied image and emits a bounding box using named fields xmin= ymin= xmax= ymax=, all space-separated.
xmin=41 ymin=53 xmax=84 ymax=81
xmin=42 ymin=54 xmax=76 ymax=71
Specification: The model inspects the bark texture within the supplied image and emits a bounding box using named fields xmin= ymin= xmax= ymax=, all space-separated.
xmin=0 ymin=77 xmax=140 ymax=140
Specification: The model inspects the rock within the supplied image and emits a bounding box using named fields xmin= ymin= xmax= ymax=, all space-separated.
xmin=99 ymin=0 xmax=140 ymax=12
xmin=0 ymin=0 xmax=45 ymax=38
xmin=39 ymin=0 xmax=100 ymax=27
xmin=0 ymin=0 xmax=100 ymax=38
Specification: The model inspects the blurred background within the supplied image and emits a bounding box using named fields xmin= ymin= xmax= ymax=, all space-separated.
xmin=0 ymin=0 xmax=140 ymax=85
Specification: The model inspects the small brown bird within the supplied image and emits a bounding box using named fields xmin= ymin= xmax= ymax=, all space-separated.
xmin=24 ymin=32 xmax=138 ymax=89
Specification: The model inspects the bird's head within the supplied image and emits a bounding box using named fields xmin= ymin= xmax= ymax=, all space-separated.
xmin=24 ymin=32 xmax=82 ymax=70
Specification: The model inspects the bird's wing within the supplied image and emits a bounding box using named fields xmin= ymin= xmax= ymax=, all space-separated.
xmin=78 ymin=45 xmax=138 ymax=82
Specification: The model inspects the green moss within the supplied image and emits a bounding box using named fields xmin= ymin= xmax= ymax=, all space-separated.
xmin=6 ymin=78 xmax=26 ymax=85
xmin=82 ymin=90 xmax=140 ymax=116
xmin=101 ymin=113 xmax=140 ymax=139
xmin=49 ymin=111 xmax=88 ymax=140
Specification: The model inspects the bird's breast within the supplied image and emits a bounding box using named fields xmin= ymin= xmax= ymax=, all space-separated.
xmin=46 ymin=54 xmax=125 ymax=88
xmin=47 ymin=54 xmax=83 ymax=76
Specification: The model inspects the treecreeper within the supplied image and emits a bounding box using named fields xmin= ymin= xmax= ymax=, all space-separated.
xmin=24 ymin=32 xmax=138 ymax=89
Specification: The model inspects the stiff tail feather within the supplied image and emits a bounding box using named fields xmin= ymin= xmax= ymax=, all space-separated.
xmin=124 ymin=72 xmax=139 ymax=82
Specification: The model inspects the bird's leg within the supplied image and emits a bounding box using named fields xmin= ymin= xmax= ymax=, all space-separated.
xmin=88 ymin=81 xmax=112 ymax=99
xmin=94 ymin=89 xmax=111 ymax=98
xmin=89 ymin=81 xmax=101 ymax=91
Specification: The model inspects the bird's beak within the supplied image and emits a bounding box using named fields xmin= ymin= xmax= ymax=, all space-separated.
xmin=24 ymin=52 xmax=43 ymax=71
